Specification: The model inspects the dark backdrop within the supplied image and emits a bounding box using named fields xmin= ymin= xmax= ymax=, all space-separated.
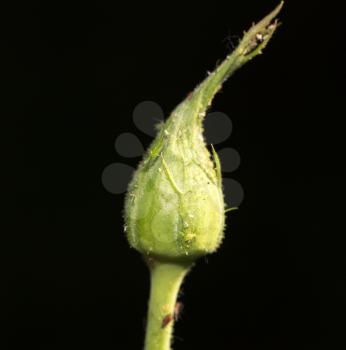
xmin=5 ymin=1 xmax=346 ymax=349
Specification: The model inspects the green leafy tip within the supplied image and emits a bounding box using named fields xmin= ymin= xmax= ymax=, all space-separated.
xmin=190 ymin=1 xmax=284 ymax=114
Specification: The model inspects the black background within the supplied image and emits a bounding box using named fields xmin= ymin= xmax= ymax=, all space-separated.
xmin=5 ymin=1 xmax=346 ymax=349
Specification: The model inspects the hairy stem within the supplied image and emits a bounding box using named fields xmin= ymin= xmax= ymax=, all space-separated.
xmin=144 ymin=261 xmax=191 ymax=350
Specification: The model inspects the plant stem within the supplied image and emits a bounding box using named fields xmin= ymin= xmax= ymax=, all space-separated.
xmin=144 ymin=261 xmax=191 ymax=350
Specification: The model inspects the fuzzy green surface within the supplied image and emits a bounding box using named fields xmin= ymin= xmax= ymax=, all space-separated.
xmin=125 ymin=97 xmax=225 ymax=260
xmin=124 ymin=1 xmax=284 ymax=263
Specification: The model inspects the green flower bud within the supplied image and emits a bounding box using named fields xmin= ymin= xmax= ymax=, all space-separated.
xmin=125 ymin=99 xmax=225 ymax=260
xmin=124 ymin=1 xmax=283 ymax=262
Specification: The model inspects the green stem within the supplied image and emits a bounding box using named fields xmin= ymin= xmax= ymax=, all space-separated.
xmin=144 ymin=261 xmax=191 ymax=350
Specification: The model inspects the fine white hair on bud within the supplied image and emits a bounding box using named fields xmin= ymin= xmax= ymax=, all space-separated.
xmin=124 ymin=2 xmax=284 ymax=263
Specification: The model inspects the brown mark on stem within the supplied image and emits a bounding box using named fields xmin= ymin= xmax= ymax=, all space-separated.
xmin=161 ymin=314 xmax=173 ymax=329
